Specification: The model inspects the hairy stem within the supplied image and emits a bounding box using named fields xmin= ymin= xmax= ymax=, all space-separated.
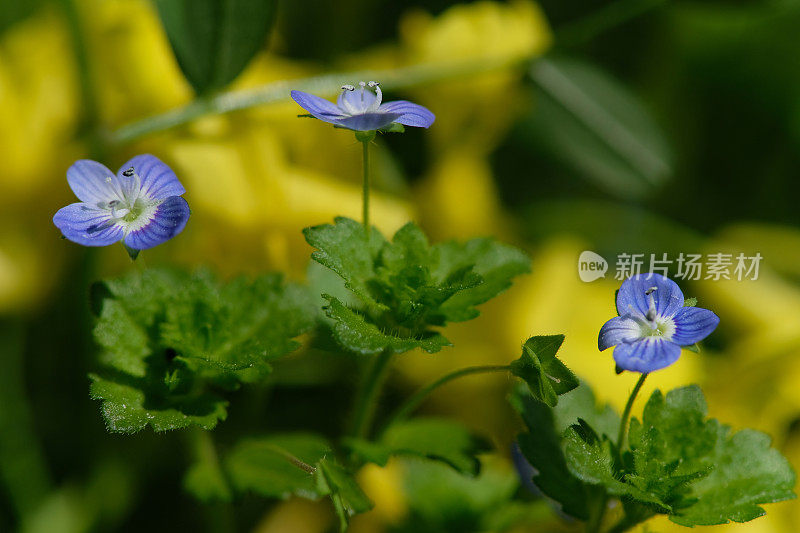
xmin=362 ymin=140 xmax=370 ymax=231
xmin=351 ymin=350 xmax=394 ymax=439
xmin=617 ymin=373 xmax=648 ymax=452
xmin=586 ymin=373 xmax=648 ymax=533
xmin=261 ymin=443 xmax=316 ymax=475
xmin=382 ymin=365 xmax=511 ymax=433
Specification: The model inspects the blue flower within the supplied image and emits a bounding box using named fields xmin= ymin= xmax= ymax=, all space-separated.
xmin=53 ymin=154 xmax=190 ymax=250
xmin=290 ymin=81 xmax=435 ymax=131
xmin=598 ymin=273 xmax=720 ymax=373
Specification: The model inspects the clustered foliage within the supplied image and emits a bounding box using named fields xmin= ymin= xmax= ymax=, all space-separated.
xmin=89 ymin=217 xmax=796 ymax=532
xmin=511 ymin=383 xmax=796 ymax=529
xmin=89 ymin=220 xmax=537 ymax=530
xmin=78 ymin=3 xmax=796 ymax=529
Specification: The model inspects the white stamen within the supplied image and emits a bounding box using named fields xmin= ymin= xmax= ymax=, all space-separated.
xmin=645 ymin=287 xmax=658 ymax=324
xmin=341 ymin=84 xmax=355 ymax=91
xmin=367 ymin=81 xmax=379 ymax=87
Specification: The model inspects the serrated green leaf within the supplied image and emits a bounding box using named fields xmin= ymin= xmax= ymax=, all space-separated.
xmin=162 ymin=272 xmax=316 ymax=383
xmin=509 ymin=384 xmax=592 ymax=520
xmin=347 ymin=418 xmax=489 ymax=475
xmin=323 ymin=295 xmax=451 ymax=355
xmin=304 ymin=218 xmax=529 ymax=355
xmin=224 ymin=434 xmax=331 ymax=501
xmin=153 ymin=0 xmax=277 ymax=95
xmin=628 ymin=386 xmax=796 ymax=526
xmin=90 ymin=268 xmax=314 ymax=432
xmin=563 ymin=420 xmax=624 ymax=490
xmin=552 ymin=383 xmax=620 ymax=440
xmin=315 ymin=458 xmax=373 ymax=530
xmin=510 ymin=335 xmax=578 ymax=407
xmin=88 ymin=373 xmax=228 ymax=433
xmin=435 ymin=238 xmax=531 ymax=322
xmin=303 ymin=217 xmax=389 ymax=310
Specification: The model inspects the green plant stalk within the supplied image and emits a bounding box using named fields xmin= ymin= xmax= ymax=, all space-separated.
xmin=587 ymin=373 xmax=648 ymax=533
xmin=617 ymin=373 xmax=648 ymax=451
xmin=362 ymin=140 xmax=370 ymax=231
xmin=261 ymin=443 xmax=316 ymax=475
xmin=382 ymin=365 xmax=511 ymax=433
xmin=350 ymin=350 xmax=394 ymax=439
xmin=108 ymin=56 xmax=527 ymax=145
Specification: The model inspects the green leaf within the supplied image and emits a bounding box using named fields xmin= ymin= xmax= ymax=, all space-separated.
xmin=303 ymin=217 xmax=388 ymax=311
xmin=563 ymin=420 xmax=627 ymax=494
xmin=524 ymin=56 xmax=673 ymax=199
xmin=551 ymin=382 xmax=620 ymax=440
xmin=88 ymin=373 xmax=227 ymax=433
xmin=347 ymin=418 xmax=489 ymax=475
xmin=399 ymin=455 xmax=519 ymax=531
xmin=510 ymin=335 xmax=579 ymax=407
xmin=628 ymin=386 xmax=796 ymax=526
xmin=224 ymin=434 xmax=331 ymax=500
xmin=90 ymin=268 xmax=314 ymax=432
xmin=323 ymin=295 xmax=451 ymax=355
xmin=304 ymin=218 xmax=529 ymax=355
xmin=153 ymin=0 xmax=277 ymax=95
xmin=435 ymin=238 xmax=531 ymax=323
xmin=162 ymin=272 xmax=316 ymax=383
xmin=509 ymin=383 xmax=593 ymax=520
xmin=315 ymin=458 xmax=373 ymax=531
xmin=683 ymin=296 xmax=698 ymax=307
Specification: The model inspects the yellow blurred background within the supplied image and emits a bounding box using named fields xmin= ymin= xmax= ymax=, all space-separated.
xmin=2 ymin=0 xmax=800 ymax=531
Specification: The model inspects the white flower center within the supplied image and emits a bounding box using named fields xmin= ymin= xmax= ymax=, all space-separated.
xmin=99 ymin=169 xmax=161 ymax=234
xmin=339 ymin=80 xmax=382 ymax=114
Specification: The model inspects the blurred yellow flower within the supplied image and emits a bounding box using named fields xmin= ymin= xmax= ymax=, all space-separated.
xmin=0 ymin=9 xmax=79 ymax=203
xmin=401 ymin=0 xmax=552 ymax=150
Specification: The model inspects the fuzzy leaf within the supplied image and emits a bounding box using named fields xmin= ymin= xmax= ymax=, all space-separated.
xmin=304 ymin=218 xmax=529 ymax=355
xmin=510 ymin=335 xmax=578 ymax=407
xmin=315 ymin=458 xmax=373 ymax=531
xmin=88 ymin=373 xmax=227 ymax=433
xmin=510 ymin=383 xmax=594 ymax=520
xmin=629 ymin=386 xmax=796 ymax=526
xmin=225 ymin=434 xmax=331 ymax=500
xmin=322 ymin=295 xmax=451 ymax=355
xmin=90 ymin=268 xmax=314 ymax=432
xmin=347 ymin=418 xmax=490 ymax=475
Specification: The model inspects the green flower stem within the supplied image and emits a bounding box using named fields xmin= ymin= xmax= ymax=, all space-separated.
xmin=587 ymin=373 xmax=648 ymax=533
xmin=586 ymin=489 xmax=608 ymax=533
xmin=107 ymin=56 xmax=527 ymax=145
xmin=350 ymin=350 xmax=394 ymax=439
xmin=382 ymin=365 xmax=511 ymax=433
xmin=617 ymin=373 xmax=648 ymax=452
xmin=361 ymin=138 xmax=371 ymax=231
